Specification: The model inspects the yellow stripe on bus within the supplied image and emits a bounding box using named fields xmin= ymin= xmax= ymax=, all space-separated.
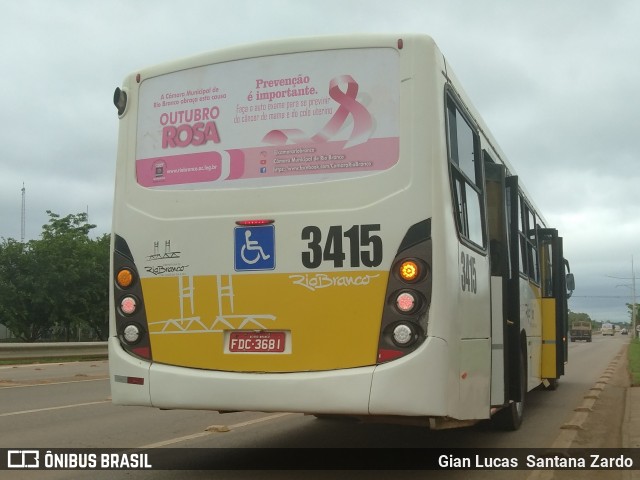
xmin=141 ymin=271 xmax=388 ymax=372
xmin=541 ymin=298 xmax=557 ymax=379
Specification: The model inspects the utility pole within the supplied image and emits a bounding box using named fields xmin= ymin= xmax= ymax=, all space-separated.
xmin=632 ymin=256 xmax=638 ymax=339
xmin=609 ymin=257 xmax=638 ymax=338
xmin=21 ymin=183 xmax=26 ymax=243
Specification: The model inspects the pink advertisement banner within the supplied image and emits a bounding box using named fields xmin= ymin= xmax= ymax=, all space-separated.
xmin=136 ymin=48 xmax=400 ymax=189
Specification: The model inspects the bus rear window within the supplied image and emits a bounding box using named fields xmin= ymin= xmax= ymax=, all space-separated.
xmin=135 ymin=48 xmax=400 ymax=190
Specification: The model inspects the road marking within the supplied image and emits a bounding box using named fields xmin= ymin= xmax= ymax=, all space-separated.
xmin=0 ymin=361 xmax=108 ymax=370
xmin=139 ymin=412 xmax=297 ymax=448
xmin=0 ymin=377 xmax=108 ymax=389
xmin=0 ymin=400 xmax=110 ymax=417
xmin=139 ymin=430 xmax=212 ymax=448
xmin=223 ymin=412 xmax=295 ymax=430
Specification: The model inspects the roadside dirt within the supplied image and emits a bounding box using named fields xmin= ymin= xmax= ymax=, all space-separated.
xmin=552 ymin=344 xmax=630 ymax=480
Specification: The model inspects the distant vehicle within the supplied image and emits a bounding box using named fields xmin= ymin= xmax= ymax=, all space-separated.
xmin=570 ymin=321 xmax=592 ymax=342
xmin=601 ymin=323 xmax=615 ymax=336
xmin=621 ymin=328 xmax=629 ymax=335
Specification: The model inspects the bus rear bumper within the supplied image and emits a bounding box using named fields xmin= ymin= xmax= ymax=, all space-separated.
xmin=108 ymin=336 xmax=449 ymax=418
xmin=109 ymin=336 xmax=375 ymax=414
xmin=148 ymin=361 xmax=375 ymax=415
xmin=369 ymin=336 xmax=448 ymax=416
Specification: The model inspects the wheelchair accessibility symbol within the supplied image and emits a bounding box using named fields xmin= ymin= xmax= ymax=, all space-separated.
xmin=234 ymin=225 xmax=275 ymax=271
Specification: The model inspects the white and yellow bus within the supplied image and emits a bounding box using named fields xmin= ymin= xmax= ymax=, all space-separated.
xmin=109 ymin=34 xmax=574 ymax=430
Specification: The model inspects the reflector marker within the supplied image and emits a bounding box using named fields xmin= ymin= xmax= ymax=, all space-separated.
xmin=114 ymin=375 xmax=145 ymax=385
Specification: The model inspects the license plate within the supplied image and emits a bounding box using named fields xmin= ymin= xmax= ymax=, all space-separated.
xmin=228 ymin=331 xmax=286 ymax=353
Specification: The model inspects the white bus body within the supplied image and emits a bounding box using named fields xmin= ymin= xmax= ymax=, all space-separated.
xmin=109 ymin=34 xmax=573 ymax=430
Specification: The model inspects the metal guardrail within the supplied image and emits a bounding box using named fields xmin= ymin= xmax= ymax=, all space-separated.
xmin=0 ymin=342 xmax=108 ymax=361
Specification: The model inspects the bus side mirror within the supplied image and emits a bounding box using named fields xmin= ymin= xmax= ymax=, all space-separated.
xmin=114 ymin=87 xmax=128 ymax=116
xmin=566 ymin=273 xmax=575 ymax=298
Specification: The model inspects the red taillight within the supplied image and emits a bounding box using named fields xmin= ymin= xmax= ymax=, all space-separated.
xmin=120 ymin=296 xmax=137 ymax=315
xmin=114 ymin=234 xmax=152 ymax=361
xmin=376 ymin=220 xmax=432 ymax=364
xmin=132 ymin=346 xmax=151 ymax=360
xmin=236 ymin=219 xmax=274 ymax=226
xmin=378 ymin=349 xmax=405 ymax=363
xmin=396 ymin=292 xmax=417 ymax=313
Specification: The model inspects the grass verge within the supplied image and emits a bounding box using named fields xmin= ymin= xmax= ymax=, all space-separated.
xmin=628 ymin=338 xmax=640 ymax=386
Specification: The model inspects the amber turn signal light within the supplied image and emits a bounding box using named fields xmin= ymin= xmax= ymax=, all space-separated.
xmin=116 ymin=268 xmax=135 ymax=289
xmin=399 ymin=260 xmax=420 ymax=282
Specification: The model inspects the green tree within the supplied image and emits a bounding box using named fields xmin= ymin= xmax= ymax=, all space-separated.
xmin=0 ymin=239 xmax=53 ymax=341
xmin=627 ymin=303 xmax=640 ymax=323
xmin=0 ymin=211 xmax=109 ymax=341
xmin=76 ymin=233 xmax=110 ymax=340
xmin=568 ymin=311 xmax=592 ymax=325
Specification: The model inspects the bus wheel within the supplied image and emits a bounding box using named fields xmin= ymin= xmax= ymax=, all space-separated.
xmin=312 ymin=414 xmax=357 ymax=422
xmin=492 ymin=354 xmax=526 ymax=431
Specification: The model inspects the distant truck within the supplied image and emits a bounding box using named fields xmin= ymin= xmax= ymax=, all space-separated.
xmin=570 ymin=321 xmax=592 ymax=342
xmin=601 ymin=323 xmax=615 ymax=336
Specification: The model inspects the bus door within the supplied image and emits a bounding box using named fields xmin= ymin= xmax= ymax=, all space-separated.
xmin=504 ymin=175 xmax=524 ymax=403
xmin=484 ymin=162 xmax=521 ymax=406
xmin=539 ymin=228 xmax=573 ymax=384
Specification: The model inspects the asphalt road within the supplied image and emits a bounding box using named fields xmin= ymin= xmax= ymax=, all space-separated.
xmin=0 ymin=333 xmax=629 ymax=479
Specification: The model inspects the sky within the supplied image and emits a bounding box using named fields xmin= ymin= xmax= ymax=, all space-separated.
xmin=1 ymin=0 xmax=639 ymax=322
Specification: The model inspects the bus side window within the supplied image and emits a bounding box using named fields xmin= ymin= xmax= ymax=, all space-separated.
xmin=446 ymin=95 xmax=486 ymax=249
xmin=518 ymin=197 xmax=527 ymax=277
xmin=518 ymin=196 xmax=540 ymax=284
xmin=541 ymin=242 xmax=554 ymax=298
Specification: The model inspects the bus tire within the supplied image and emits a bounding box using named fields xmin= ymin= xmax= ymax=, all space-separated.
xmin=492 ymin=352 xmax=526 ymax=431
xmin=312 ymin=414 xmax=358 ymax=423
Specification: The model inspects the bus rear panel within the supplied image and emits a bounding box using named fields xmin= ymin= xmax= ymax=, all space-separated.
xmin=111 ymin=36 xmax=447 ymax=419
xmin=110 ymin=34 xmax=572 ymax=429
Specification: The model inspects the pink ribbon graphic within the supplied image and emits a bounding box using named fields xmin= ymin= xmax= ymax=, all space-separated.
xmin=262 ymin=75 xmax=373 ymax=148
